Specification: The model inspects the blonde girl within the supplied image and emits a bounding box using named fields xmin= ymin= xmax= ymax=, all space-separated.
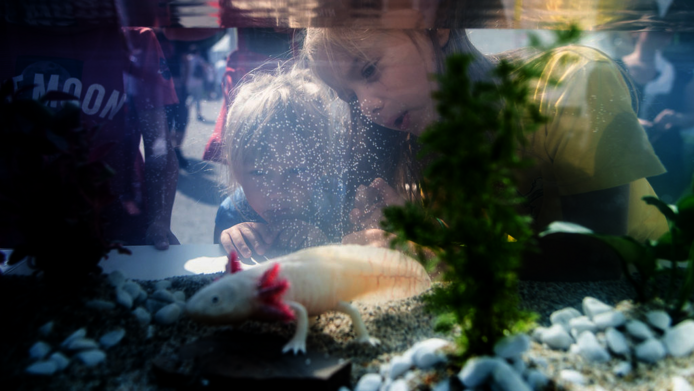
xmin=215 ymin=65 xmax=348 ymax=258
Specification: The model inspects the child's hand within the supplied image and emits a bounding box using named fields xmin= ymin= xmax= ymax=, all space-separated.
xmin=350 ymin=178 xmax=405 ymax=231
xmin=220 ymin=222 xmax=277 ymax=259
xmin=272 ymin=220 xmax=329 ymax=252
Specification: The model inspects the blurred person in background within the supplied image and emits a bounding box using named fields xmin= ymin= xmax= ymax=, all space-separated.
xmin=0 ymin=0 xmax=180 ymax=249
xmin=619 ymin=0 xmax=694 ymax=203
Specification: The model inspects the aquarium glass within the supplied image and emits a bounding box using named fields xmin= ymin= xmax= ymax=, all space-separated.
xmin=2 ymin=0 xmax=694 ymax=273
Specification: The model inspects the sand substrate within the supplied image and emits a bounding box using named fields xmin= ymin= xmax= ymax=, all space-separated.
xmin=1 ymin=272 xmax=692 ymax=390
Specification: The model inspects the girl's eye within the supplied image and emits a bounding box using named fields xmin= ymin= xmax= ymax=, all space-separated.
xmin=361 ymin=61 xmax=377 ymax=79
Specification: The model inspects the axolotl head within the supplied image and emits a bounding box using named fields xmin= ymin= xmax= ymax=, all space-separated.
xmin=185 ymin=274 xmax=257 ymax=324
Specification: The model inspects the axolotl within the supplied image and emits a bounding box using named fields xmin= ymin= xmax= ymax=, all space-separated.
xmin=185 ymin=244 xmax=431 ymax=354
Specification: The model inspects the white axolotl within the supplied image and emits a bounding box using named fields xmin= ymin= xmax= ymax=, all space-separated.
xmin=185 ymin=244 xmax=431 ymax=354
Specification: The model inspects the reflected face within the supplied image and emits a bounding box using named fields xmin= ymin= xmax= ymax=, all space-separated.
xmin=315 ymin=31 xmax=440 ymax=136
xmin=234 ymin=133 xmax=319 ymax=223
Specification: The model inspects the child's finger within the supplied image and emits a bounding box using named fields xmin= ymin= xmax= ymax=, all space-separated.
xmin=371 ymin=178 xmax=405 ymax=207
xmin=354 ymin=184 xmax=380 ymax=210
xmin=349 ymin=208 xmax=363 ymax=227
xmin=220 ymin=230 xmax=235 ymax=255
xmin=229 ymin=228 xmax=253 ymax=258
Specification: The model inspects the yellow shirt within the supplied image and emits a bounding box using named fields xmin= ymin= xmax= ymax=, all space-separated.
xmin=515 ymin=45 xmax=668 ymax=242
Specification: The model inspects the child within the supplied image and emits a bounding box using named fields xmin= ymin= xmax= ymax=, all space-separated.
xmin=301 ymin=18 xmax=670 ymax=280
xmin=216 ymin=65 xmax=347 ymax=258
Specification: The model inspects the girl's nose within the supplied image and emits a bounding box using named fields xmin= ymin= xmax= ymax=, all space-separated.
xmin=356 ymin=91 xmax=384 ymax=120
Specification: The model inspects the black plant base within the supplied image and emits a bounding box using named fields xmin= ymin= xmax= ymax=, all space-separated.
xmin=152 ymin=330 xmax=352 ymax=391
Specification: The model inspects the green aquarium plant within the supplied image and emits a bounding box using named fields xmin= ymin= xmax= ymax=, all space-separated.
xmin=0 ymin=80 xmax=130 ymax=279
xmin=381 ymin=26 xmax=582 ymax=360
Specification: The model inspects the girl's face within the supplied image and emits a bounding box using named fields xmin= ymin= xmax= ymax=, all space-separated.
xmin=315 ymin=30 xmax=449 ymax=136
xmin=233 ymin=134 xmax=319 ymax=223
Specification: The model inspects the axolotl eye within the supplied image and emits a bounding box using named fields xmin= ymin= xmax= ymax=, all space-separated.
xmin=211 ymin=296 xmax=219 ymax=304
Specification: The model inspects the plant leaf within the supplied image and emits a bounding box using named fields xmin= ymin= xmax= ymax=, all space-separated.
xmin=539 ymin=221 xmax=594 ymax=237
xmin=643 ymin=196 xmax=677 ymax=222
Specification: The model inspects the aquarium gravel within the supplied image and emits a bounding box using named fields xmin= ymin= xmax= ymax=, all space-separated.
xmin=1 ymin=271 xmax=693 ymax=390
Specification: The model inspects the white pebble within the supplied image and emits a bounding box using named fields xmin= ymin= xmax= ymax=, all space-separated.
xmin=115 ymin=288 xmax=133 ymax=309
xmin=155 ymin=280 xmax=172 ymax=290
xmin=107 ymin=270 xmax=126 ymax=287
xmin=122 ymin=281 xmax=143 ymax=301
xmin=410 ymin=338 xmax=450 ymax=369
xmin=132 ymin=307 xmax=151 ymax=325
xmin=66 ymin=338 xmax=99 ymax=351
xmin=569 ymin=316 xmax=597 ymax=337
xmin=582 ymin=297 xmax=613 ymax=320
xmin=137 ymin=288 xmax=148 ymax=302
xmin=531 ymin=326 xmax=547 ymax=342
xmin=458 ymin=356 xmax=500 ymax=388
xmin=49 ymin=352 xmax=70 ymax=371
xmin=491 ymin=359 xmax=532 ymax=391
xmin=605 ymin=328 xmax=629 ymax=356
xmin=541 ymin=324 xmax=573 ymax=350
xmin=663 ymin=320 xmax=694 ymax=357
xmin=75 ymin=349 xmax=106 ymax=367
xmin=510 ymin=356 xmax=526 ymax=374
xmin=389 ymin=379 xmax=408 ymax=391
xmin=38 ymin=321 xmax=53 ymax=336
xmin=646 ymin=310 xmax=671 ymax=331
xmin=100 ymin=328 xmax=126 ymax=349
xmin=85 ymin=300 xmax=116 ymax=311
xmin=525 ymin=369 xmax=549 ymax=391
xmin=560 ymin=369 xmax=586 ymax=385
xmin=152 ymin=289 xmax=176 ymax=303
xmin=172 ymin=290 xmax=186 ymax=302
xmin=613 ymin=361 xmax=632 ymax=377
xmin=592 ymin=310 xmax=626 ymax=330
xmin=155 ymin=303 xmax=182 ymax=325
xmin=355 ymin=373 xmax=382 ymax=391
xmin=25 ymin=360 xmax=58 ymax=376
xmin=550 ymin=307 xmax=582 ymax=332
xmin=635 ymin=339 xmax=666 ymax=363
xmin=61 ymin=328 xmax=87 ymax=348
xmin=576 ymin=331 xmax=611 ymax=363
xmin=388 ymin=354 xmax=412 ymax=379
xmin=672 ymin=376 xmax=694 ymax=391
xmin=625 ymin=319 xmax=654 ymax=340
xmin=29 ymin=341 xmax=51 ymax=360
xmin=494 ymin=334 xmax=530 ymax=359
xmin=146 ymin=298 xmax=168 ymax=314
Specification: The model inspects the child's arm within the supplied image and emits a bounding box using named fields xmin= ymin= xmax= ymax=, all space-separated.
xmin=221 ymin=222 xmax=277 ymax=258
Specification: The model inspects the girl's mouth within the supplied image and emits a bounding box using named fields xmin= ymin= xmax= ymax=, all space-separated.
xmin=393 ymin=111 xmax=410 ymax=131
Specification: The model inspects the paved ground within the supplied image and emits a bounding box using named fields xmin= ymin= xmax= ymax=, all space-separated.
xmin=170 ymin=97 xmax=226 ymax=245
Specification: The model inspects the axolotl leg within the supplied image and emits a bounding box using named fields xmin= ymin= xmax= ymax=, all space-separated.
xmin=281 ymin=301 xmax=379 ymax=354
xmin=335 ymin=301 xmax=380 ymax=346
xmin=282 ymin=300 xmax=309 ymax=354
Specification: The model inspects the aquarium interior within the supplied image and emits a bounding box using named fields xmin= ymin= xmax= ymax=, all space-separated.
xmin=2 ymin=0 xmax=694 ymax=390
